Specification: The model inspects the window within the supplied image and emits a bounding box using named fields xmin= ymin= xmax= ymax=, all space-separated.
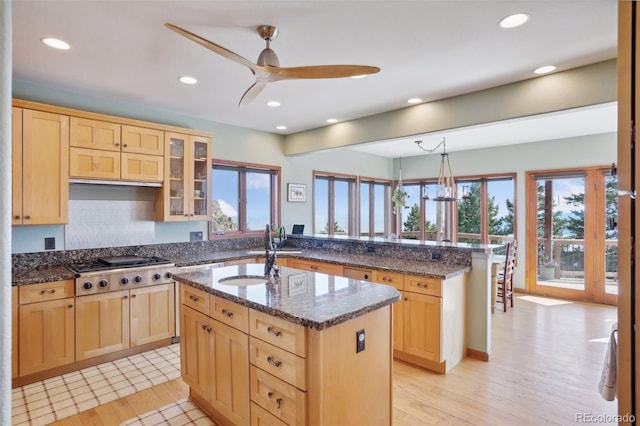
xmin=211 ymin=160 xmax=280 ymax=237
xmin=313 ymin=172 xmax=356 ymax=235
xmin=359 ymin=178 xmax=391 ymax=237
xmin=397 ymin=175 xmax=516 ymax=244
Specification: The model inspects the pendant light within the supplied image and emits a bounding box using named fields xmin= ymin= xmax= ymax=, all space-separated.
xmin=416 ymin=137 xmax=469 ymax=202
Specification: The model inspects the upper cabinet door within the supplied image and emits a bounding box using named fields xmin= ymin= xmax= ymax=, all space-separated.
xmin=191 ymin=135 xmax=211 ymax=220
xmin=121 ymin=125 xmax=164 ymax=156
xmin=21 ymin=109 xmax=69 ymax=225
xmin=12 ymin=107 xmax=23 ymax=226
xmin=70 ymin=117 xmax=121 ymax=151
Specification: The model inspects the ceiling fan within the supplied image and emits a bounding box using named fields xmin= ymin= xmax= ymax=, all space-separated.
xmin=165 ymin=23 xmax=381 ymax=107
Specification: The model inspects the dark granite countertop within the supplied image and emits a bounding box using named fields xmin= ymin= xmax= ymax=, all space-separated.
xmin=174 ymin=263 xmax=401 ymax=331
xmin=172 ymin=249 xmax=471 ymax=280
xmin=12 ymin=247 xmax=470 ymax=286
xmin=12 ymin=265 xmax=76 ymax=286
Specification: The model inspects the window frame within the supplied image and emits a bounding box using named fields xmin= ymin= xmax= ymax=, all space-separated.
xmin=395 ymin=172 xmax=517 ymax=244
xmin=358 ymin=176 xmax=392 ymax=237
xmin=210 ymin=159 xmax=281 ymax=238
xmin=313 ymin=171 xmax=357 ymax=236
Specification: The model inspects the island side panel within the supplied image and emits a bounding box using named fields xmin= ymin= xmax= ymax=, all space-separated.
xmin=306 ymin=305 xmax=393 ymax=425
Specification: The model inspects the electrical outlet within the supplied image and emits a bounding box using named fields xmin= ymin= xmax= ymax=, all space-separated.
xmin=44 ymin=237 xmax=55 ymax=250
xmin=367 ymin=245 xmax=375 ymax=253
xmin=431 ymin=252 xmax=442 ymax=260
xmin=356 ymin=329 xmax=365 ymax=353
xmin=190 ymin=231 xmax=203 ymax=241
xmin=316 ymin=240 xmax=324 ymax=248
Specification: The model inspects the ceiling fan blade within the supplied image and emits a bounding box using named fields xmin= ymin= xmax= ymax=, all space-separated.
xmin=165 ymin=23 xmax=258 ymax=72
xmin=238 ymin=80 xmax=267 ymax=107
xmin=269 ymin=65 xmax=380 ymax=80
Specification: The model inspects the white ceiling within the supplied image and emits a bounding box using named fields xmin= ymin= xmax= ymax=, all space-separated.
xmin=12 ymin=1 xmax=618 ymax=150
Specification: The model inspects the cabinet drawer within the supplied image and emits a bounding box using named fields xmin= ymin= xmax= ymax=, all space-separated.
xmin=405 ymin=275 xmax=442 ymax=297
xmin=249 ymin=309 xmax=307 ymax=357
xmin=180 ymin=284 xmax=209 ymax=315
xmin=19 ymin=280 xmax=74 ymax=304
xmin=211 ymin=296 xmax=249 ymax=333
xmin=343 ymin=267 xmax=373 ymax=281
xmin=372 ymin=270 xmax=405 ymax=290
xmin=288 ymin=259 xmax=343 ymax=276
xmin=251 ymin=402 xmax=288 ymax=426
xmin=250 ymin=365 xmax=307 ymax=426
xmin=250 ymin=336 xmax=307 ymax=390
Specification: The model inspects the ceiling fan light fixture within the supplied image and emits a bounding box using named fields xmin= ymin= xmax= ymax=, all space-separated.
xmin=534 ymin=65 xmax=556 ymax=74
xmin=499 ymin=13 xmax=529 ymax=28
xmin=41 ymin=37 xmax=70 ymax=50
xmin=266 ymin=100 xmax=281 ymax=107
xmin=179 ymin=76 xmax=198 ymax=85
xmin=408 ymin=98 xmax=422 ymax=104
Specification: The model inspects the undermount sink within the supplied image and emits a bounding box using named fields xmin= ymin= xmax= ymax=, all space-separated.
xmin=218 ymin=275 xmax=269 ymax=286
xmin=246 ymin=249 xmax=303 ymax=255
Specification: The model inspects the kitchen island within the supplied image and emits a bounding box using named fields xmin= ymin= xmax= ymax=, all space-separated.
xmin=173 ymin=263 xmax=400 ymax=426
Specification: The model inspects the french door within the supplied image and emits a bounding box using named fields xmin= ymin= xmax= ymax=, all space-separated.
xmin=525 ymin=167 xmax=618 ymax=305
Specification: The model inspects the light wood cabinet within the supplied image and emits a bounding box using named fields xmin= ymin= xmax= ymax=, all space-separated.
xmin=75 ymin=290 xmax=130 ymax=361
xmin=179 ymin=282 xmax=393 ymax=426
xmin=69 ymin=116 xmax=164 ymax=182
xmin=12 ymin=287 xmax=18 ymax=379
xmin=130 ymin=284 xmax=175 ymax=347
xmin=156 ymin=132 xmax=211 ymax=221
xmin=180 ymin=292 xmax=250 ymax=425
xmin=403 ymin=291 xmax=442 ymax=361
xmin=393 ymin=272 xmax=467 ymax=373
xmin=69 ymin=117 xmax=121 ymax=151
xmin=18 ymin=281 xmax=75 ymax=376
xmin=287 ymin=259 xmax=343 ymax=276
xmin=342 ymin=266 xmax=373 ymax=281
xmin=121 ymin=125 xmax=164 ymax=155
xmin=12 ymin=108 xmax=69 ymax=225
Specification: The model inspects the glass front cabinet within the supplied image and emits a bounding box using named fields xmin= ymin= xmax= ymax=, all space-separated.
xmin=156 ymin=132 xmax=211 ymax=221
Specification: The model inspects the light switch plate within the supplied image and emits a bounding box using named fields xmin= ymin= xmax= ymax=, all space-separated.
xmin=44 ymin=237 xmax=55 ymax=250
xmin=190 ymin=231 xmax=203 ymax=241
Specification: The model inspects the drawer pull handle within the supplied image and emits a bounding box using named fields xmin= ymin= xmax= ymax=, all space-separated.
xmin=267 ymin=356 xmax=282 ymax=367
xmin=416 ymin=282 xmax=429 ymax=288
xmin=201 ymin=324 xmax=207 ymax=331
xmin=267 ymin=326 xmax=282 ymax=337
xmin=40 ymin=289 xmax=56 ymax=295
xmin=267 ymin=392 xmax=283 ymax=409
xmin=123 ymin=295 xmax=128 ymax=299
xmin=190 ymin=295 xmax=200 ymax=302
xmin=364 ymin=274 xmax=369 ymax=280
xmin=310 ymin=265 xmax=317 ymax=270
xmin=221 ymin=309 xmax=233 ymax=318
xmin=68 ymin=304 xmax=73 ymax=308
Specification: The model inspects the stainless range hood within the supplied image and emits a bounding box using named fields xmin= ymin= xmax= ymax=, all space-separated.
xmin=69 ymin=178 xmax=162 ymax=187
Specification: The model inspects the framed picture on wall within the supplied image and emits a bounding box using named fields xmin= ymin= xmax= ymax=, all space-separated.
xmin=287 ymin=183 xmax=307 ymax=202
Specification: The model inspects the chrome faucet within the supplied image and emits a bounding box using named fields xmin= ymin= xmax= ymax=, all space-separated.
xmin=264 ymin=224 xmax=278 ymax=276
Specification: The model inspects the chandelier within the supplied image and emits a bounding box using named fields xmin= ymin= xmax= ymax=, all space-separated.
xmin=415 ymin=137 xmax=469 ymax=202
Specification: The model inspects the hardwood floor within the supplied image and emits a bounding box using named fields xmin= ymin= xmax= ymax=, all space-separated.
xmin=50 ymin=295 xmax=618 ymax=425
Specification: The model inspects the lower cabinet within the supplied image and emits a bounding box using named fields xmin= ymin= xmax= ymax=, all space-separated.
xmin=402 ymin=291 xmax=441 ymax=362
xmin=76 ymin=290 xmax=130 ymax=360
xmin=76 ymin=284 xmax=175 ymax=361
xmin=12 ymin=287 xmax=18 ymax=379
xmin=17 ymin=280 xmax=75 ymax=377
xmin=180 ymin=292 xmax=250 ymax=425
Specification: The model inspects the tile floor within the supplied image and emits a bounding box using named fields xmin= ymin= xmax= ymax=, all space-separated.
xmin=121 ymin=398 xmax=214 ymax=426
xmin=12 ymin=344 xmax=182 ymax=426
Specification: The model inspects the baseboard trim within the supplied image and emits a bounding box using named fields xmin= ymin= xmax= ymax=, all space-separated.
xmin=467 ymin=348 xmax=490 ymax=362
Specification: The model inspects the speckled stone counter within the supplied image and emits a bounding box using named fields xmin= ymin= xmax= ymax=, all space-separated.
xmin=174 ymin=263 xmax=401 ymax=331
xmin=12 ymin=265 xmax=76 ymax=285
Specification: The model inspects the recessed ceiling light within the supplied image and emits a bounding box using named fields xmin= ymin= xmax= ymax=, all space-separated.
xmin=499 ymin=13 xmax=529 ymax=29
xmin=326 ymin=118 xmax=338 ymax=124
xmin=534 ymin=65 xmax=556 ymax=75
xmin=178 ymin=76 xmax=198 ymax=85
xmin=408 ymin=98 xmax=422 ymax=104
xmin=276 ymin=125 xmax=287 ymax=130
xmin=266 ymin=101 xmax=281 ymax=107
xmin=41 ymin=37 xmax=70 ymax=50
xmin=350 ymin=75 xmax=367 ymax=79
